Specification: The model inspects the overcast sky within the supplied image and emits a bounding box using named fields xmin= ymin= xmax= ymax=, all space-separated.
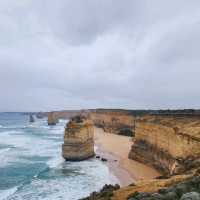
xmin=0 ymin=0 xmax=200 ymax=112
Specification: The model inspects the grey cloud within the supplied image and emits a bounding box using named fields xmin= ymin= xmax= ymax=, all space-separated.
xmin=0 ymin=0 xmax=200 ymax=111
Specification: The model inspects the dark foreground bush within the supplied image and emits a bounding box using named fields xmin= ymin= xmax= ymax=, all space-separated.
xmin=80 ymin=184 xmax=120 ymax=200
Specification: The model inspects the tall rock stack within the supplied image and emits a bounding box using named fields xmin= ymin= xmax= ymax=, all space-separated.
xmin=29 ymin=114 xmax=35 ymax=123
xmin=48 ymin=112 xmax=58 ymax=125
xmin=62 ymin=116 xmax=95 ymax=161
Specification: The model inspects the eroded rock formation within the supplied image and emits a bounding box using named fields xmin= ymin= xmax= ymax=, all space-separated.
xmin=62 ymin=116 xmax=95 ymax=161
xmin=47 ymin=112 xmax=58 ymax=125
xmin=129 ymin=115 xmax=200 ymax=175
xmin=89 ymin=110 xmax=135 ymax=136
xmin=49 ymin=110 xmax=84 ymax=120
xmin=29 ymin=114 xmax=35 ymax=123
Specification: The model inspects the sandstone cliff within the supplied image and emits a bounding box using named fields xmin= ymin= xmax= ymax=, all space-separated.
xmin=62 ymin=116 xmax=95 ymax=161
xmin=89 ymin=110 xmax=135 ymax=136
xmin=80 ymin=112 xmax=200 ymax=200
xmin=50 ymin=110 xmax=84 ymax=120
xmin=129 ymin=115 xmax=200 ymax=175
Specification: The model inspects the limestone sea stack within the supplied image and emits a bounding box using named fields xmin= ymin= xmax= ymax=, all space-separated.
xmin=29 ymin=114 xmax=35 ymax=123
xmin=48 ymin=112 xmax=58 ymax=125
xmin=62 ymin=116 xmax=95 ymax=161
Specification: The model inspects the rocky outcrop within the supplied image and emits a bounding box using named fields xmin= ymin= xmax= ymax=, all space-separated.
xmin=80 ymin=184 xmax=120 ymax=200
xmin=123 ymin=174 xmax=200 ymax=200
xmin=29 ymin=114 xmax=35 ymax=123
xmin=47 ymin=112 xmax=58 ymax=125
xmin=129 ymin=115 xmax=200 ymax=175
xmin=81 ymin=170 xmax=200 ymax=200
xmin=80 ymin=173 xmax=200 ymax=200
xmin=62 ymin=116 xmax=95 ymax=161
xmin=89 ymin=110 xmax=135 ymax=136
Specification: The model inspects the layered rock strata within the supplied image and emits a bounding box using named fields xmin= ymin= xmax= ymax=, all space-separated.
xmin=49 ymin=110 xmax=84 ymax=120
xmin=62 ymin=116 xmax=95 ymax=161
xmin=47 ymin=112 xmax=58 ymax=125
xmin=89 ymin=110 xmax=135 ymax=136
xmin=129 ymin=115 xmax=200 ymax=175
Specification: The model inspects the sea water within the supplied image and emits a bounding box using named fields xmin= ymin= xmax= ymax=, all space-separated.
xmin=0 ymin=113 xmax=117 ymax=200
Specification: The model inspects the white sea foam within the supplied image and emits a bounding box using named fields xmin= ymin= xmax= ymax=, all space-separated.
xmin=0 ymin=118 xmax=119 ymax=200
xmin=0 ymin=130 xmax=34 ymax=149
xmin=0 ymin=146 xmax=21 ymax=168
xmin=0 ymin=147 xmax=11 ymax=154
xmin=7 ymin=159 xmax=116 ymax=200
xmin=47 ymin=156 xmax=64 ymax=169
xmin=0 ymin=129 xmax=61 ymax=167
xmin=58 ymin=119 xmax=68 ymax=123
xmin=0 ymin=186 xmax=18 ymax=200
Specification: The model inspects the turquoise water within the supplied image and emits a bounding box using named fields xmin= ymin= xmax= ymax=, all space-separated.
xmin=0 ymin=113 xmax=116 ymax=200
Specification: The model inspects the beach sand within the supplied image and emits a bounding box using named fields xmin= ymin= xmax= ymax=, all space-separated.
xmin=94 ymin=128 xmax=160 ymax=186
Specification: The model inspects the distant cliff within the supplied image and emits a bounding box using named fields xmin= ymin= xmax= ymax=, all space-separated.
xmin=129 ymin=115 xmax=200 ymax=175
xmin=46 ymin=110 xmax=84 ymax=125
xmin=89 ymin=110 xmax=135 ymax=136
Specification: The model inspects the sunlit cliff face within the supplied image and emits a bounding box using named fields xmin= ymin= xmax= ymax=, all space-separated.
xmin=1 ymin=0 xmax=200 ymax=111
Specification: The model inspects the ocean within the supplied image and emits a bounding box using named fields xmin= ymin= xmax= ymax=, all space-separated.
xmin=0 ymin=113 xmax=117 ymax=200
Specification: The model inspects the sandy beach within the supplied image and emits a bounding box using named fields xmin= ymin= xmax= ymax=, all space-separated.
xmin=94 ymin=128 xmax=160 ymax=186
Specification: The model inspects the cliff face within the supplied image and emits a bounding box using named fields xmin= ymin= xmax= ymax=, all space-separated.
xmin=89 ymin=111 xmax=135 ymax=136
xmin=129 ymin=115 xmax=200 ymax=175
xmin=50 ymin=110 xmax=83 ymax=120
xmin=62 ymin=116 xmax=94 ymax=161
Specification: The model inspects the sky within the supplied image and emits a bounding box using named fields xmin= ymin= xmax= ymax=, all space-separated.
xmin=0 ymin=0 xmax=200 ymax=112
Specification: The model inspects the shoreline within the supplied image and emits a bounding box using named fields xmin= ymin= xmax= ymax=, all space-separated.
xmin=94 ymin=128 xmax=160 ymax=187
xmin=95 ymin=142 xmax=134 ymax=186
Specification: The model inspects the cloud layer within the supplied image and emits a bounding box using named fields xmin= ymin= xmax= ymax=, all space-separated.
xmin=0 ymin=0 xmax=200 ymax=111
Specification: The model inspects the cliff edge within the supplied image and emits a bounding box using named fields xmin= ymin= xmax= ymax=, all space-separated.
xmin=129 ymin=115 xmax=200 ymax=175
